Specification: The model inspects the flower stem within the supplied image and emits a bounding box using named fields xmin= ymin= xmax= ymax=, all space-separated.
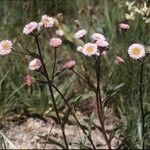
xmin=95 ymin=56 xmax=111 ymax=150
xmin=35 ymin=35 xmax=69 ymax=149
xmin=52 ymin=48 xmax=57 ymax=80
xmin=139 ymin=60 xmax=145 ymax=149
xmin=71 ymin=69 xmax=87 ymax=82
xmin=120 ymin=29 xmax=134 ymax=74
xmin=52 ymin=84 xmax=96 ymax=149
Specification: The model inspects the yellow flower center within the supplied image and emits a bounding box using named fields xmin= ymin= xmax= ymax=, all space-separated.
xmin=2 ymin=44 xmax=9 ymax=51
xmin=86 ymin=46 xmax=93 ymax=53
xmin=132 ymin=47 xmax=141 ymax=55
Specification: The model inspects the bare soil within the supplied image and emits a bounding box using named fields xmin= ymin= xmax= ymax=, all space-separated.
xmin=0 ymin=109 xmax=122 ymax=149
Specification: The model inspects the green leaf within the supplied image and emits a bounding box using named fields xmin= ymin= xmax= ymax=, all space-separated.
xmin=109 ymin=123 xmax=124 ymax=143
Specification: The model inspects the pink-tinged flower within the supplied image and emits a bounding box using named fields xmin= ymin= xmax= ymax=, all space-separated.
xmin=23 ymin=22 xmax=38 ymax=35
xmin=119 ymin=23 xmax=130 ymax=30
xmin=96 ymin=39 xmax=109 ymax=48
xmin=115 ymin=56 xmax=124 ymax=64
xmin=128 ymin=43 xmax=145 ymax=59
xmin=29 ymin=59 xmax=42 ymax=71
xmin=82 ymin=43 xmax=98 ymax=56
xmin=56 ymin=29 xmax=64 ymax=36
xmin=37 ymin=22 xmax=44 ymax=31
xmin=74 ymin=29 xmax=87 ymax=39
xmin=25 ymin=74 xmax=32 ymax=86
xmin=63 ymin=60 xmax=75 ymax=69
xmin=49 ymin=38 xmax=62 ymax=48
xmin=91 ymin=33 xmax=106 ymax=41
xmin=41 ymin=15 xmax=54 ymax=28
xmin=0 ymin=40 xmax=13 ymax=56
xmin=77 ymin=46 xmax=83 ymax=52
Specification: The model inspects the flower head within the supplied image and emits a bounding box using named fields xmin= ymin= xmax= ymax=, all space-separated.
xmin=128 ymin=43 xmax=145 ymax=59
xmin=63 ymin=60 xmax=75 ymax=69
xmin=91 ymin=33 xmax=106 ymax=41
xmin=37 ymin=22 xmax=44 ymax=31
xmin=25 ymin=74 xmax=32 ymax=86
xmin=77 ymin=46 xmax=83 ymax=52
xmin=49 ymin=38 xmax=62 ymax=48
xmin=82 ymin=43 xmax=98 ymax=56
xmin=56 ymin=29 xmax=64 ymax=36
xmin=29 ymin=59 xmax=42 ymax=71
xmin=74 ymin=29 xmax=87 ymax=39
xmin=96 ymin=39 xmax=109 ymax=48
xmin=0 ymin=40 xmax=13 ymax=55
xmin=119 ymin=23 xmax=130 ymax=30
xmin=115 ymin=56 xmax=124 ymax=64
xmin=23 ymin=22 xmax=38 ymax=35
xmin=41 ymin=15 xmax=54 ymax=28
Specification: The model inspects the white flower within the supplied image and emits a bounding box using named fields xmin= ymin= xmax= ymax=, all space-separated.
xmin=91 ymin=33 xmax=106 ymax=41
xmin=0 ymin=40 xmax=13 ymax=55
xmin=77 ymin=46 xmax=83 ymax=52
xmin=41 ymin=15 xmax=54 ymax=28
xmin=82 ymin=43 xmax=98 ymax=56
xmin=56 ymin=29 xmax=64 ymax=36
xmin=96 ymin=39 xmax=109 ymax=47
xmin=23 ymin=22 xmax=38 ymax=35
xmin=74 ymin=29 xmax=87 ymax=39
xmin=128 ymin=43 xmax=145 ymax=59
xmin=125 ymin=12 xmax=135 ymax=21
xmin=29 ymin=59 xmax=42 ymax=71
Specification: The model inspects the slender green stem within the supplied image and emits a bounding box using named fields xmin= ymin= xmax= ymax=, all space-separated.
xmin=139 ymin=60 xmax=145 ymax=149
xmin=52 ymin=84 xmax=96 ymax=149
xmin=35 ymin=35 xmax=69 ymax=149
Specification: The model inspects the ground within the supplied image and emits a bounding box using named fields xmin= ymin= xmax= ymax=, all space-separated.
xmin=0 ymin=108 xmax=122 ymax=149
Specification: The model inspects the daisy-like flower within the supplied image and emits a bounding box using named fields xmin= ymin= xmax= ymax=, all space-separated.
xmin=119 ymin=23 xmax=130 ymax=30
xmin=41 ymin=15 xmax=54 ymax=28
xmin=96 ymin=39 xmax=109 ymax=48
xmin=37 ymin=22 xmax=44 ymax=31
xmin=29 ymin=59 xmax=42 ymax=71
xmin=0 ymin=40 xmax=13 ymax=55
xmin=77 ymin=46 xmax=83 ymax=52
xmin=56 ymin=29 xmax=64 ymax=36
xmin=23 ymin=22 xmax=38 ymax=35
xmin=128 ymin=43 xmax=145 ymax=59
xmin=74 ymin=29 xmax=87 ymax=39
xmin=82 ymin=43 xmax=98 ymax=56
xmin=115 ymin=56 xmax=124 ymax=64
xmin=91 ymin=33 xmax=106 ymax=41
xmin=49 ymin=38 xmax=62 ymax=48
xmin=63 ymin=60 xmax=75 ymax=69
